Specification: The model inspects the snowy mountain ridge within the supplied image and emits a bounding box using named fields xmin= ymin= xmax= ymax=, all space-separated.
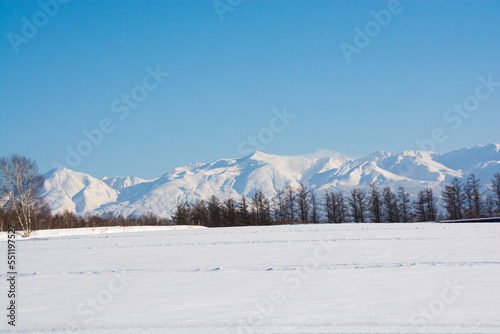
xmin=43 ymin=143 xmax=500 ymax=218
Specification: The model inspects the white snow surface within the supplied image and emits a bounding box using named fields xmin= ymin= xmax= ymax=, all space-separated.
xmin=0 ymin=225 xmax=205 ymax=241
xmin=43 ymin=143 xmax=500 ymax=218
xmin=1 ymin=223 xmax=499 ymax=333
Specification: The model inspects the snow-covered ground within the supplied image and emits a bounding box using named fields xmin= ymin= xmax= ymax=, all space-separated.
xmin=1 ymin=223 xmax=500 ymax=333
xmin=0 ymin=225 xmax=206 ymax=241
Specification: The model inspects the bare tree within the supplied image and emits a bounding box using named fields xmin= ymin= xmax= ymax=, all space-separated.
xmin=441 ymin=178 xmax=465 ymax=220
xmin=173 ymin=203 xmax=191 ymax=225
xmin=238 ymin=195 xmax=250 ymax=226
xmin=336 ymin=191 xmax=348 ymax=223
xmin=324 ymin=191 xmax=335 ymax=224
xmin=297 ymin=184 xmax=310 ymax=223
xmin=484 ymin=195 xmax=496 ymax=218
xmin=251 ymin=190 xmax=271 ymax=225
xmin=489 ymin=173 xmax=500 ymax=215
xmin=223 ymin=197 xmax=238 ymax=226
xmin=310 ymin=189 xmax=319 ymax=224
xmin=382 ymin=187 xmax=399 ymax=222
xmin=424 ymin=188 xmax=438 ymax=221
xmin=368 ymin=183 xmax=382 ymax=223
xmin=349 ymin=188 xmax=366 ymax=223
xmin=325 ymin=190 xmax=343 ymax=224
xmin=324 ymin=191 xmax=347 ymax=224
xmin=273 ymin=189 xmax=287 ymax=224
xmin=143 ymin=211 xmax=160 ymax=226
xmin=192 ymin=200 xmax=208 ymax=226
xmin=413 ymin=190 xmax=427 ymax=222
xmin=207 ymin=195 xmax=222 ymax=227
xmin=0 ymin=154 xmax=47 ymax=237
xmin=464 ymin=174 xmax=482 ymax=218
xmin=414 ymin=188 xmax=437 ymax=222
xmin=397 ymin=187 xmax=412 ymax=222
xmin=285 ymin=185 xmax=296 ymax=222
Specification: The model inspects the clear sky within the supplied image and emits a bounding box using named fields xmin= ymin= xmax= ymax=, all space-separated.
xmin=1 ymin=0 xmax=499 ymax=179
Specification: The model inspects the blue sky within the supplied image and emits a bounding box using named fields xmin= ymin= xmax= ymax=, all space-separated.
xmin=1 ymin=0 xmax=499 ymax=178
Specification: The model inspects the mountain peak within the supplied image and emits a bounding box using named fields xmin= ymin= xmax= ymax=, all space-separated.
xmin=245 ymin=150 xmax=275 ymax=161
xmin=44 ymin=166 xmax=77 ymax=178
xmin=365 ymin=150 xmax=393 ymax=161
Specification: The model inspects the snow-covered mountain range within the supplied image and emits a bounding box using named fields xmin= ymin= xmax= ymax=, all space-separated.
xmin=43 ymin=143 xmax=500 ymax=218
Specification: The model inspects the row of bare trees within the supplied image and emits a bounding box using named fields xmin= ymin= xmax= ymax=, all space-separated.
xmin=0 ymin=206 xmax=171 ymax=235
xmin=441 ymin=173 xmax=500 ymax=220
xmin=174 ymin=173 xmax=500 ymax=226
xmin=173 ymin=191 xmax=273 ymax=227
xmin=173 ymin=185 xmax=419 ymax=226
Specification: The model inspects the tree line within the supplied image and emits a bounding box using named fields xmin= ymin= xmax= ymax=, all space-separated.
xmin=0 ymin=154 xmax=170 ymax=236
xmin=173 ymin=173 xmax=500 ymax=227
xmin=1 ymin=154 xmax=500 ymax=235
xmin=441 ymin=173 xmax=500 ymax=220
xmin=0 ymin=207 xmax=170 ymax=235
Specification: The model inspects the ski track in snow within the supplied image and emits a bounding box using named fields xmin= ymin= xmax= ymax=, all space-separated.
xmin=6 ymin=260 xmax=500 ymax=279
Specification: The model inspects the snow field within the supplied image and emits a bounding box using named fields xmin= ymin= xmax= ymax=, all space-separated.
xmin=1 ymin=223 xmax=499 ymax=333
